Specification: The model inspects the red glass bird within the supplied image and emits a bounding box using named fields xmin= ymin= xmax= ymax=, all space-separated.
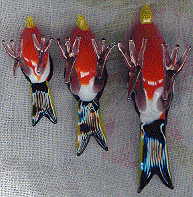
xmin=57 ymin=15 xmax=115 ymax=156
xmin=118 ymin=5 xmax=191 ymax=192
xmin=2 ymin=17 xmax=57 ymax=126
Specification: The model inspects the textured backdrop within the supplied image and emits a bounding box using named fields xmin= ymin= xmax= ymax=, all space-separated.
xmin=0 ymin=0 xmax=192 ymax=196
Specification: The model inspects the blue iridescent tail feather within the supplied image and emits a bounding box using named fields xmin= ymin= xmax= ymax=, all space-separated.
xmin=138 ymin=119 xmax=173 ymax=193
xmin=76 ymin=100 xmax=108 ymax=156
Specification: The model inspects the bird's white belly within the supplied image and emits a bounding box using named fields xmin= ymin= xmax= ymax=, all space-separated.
xmin=78 ymin=77 xmax=97 ymax=101
xmin=140 ymin=87 xmax=163 ymax=124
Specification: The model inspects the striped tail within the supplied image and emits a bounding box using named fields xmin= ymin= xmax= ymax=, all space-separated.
xmin=31 ymin=81 xmax=57 ymax=126
xmin=138 ymin=120 xmax=173 ymax=193
xmin=76 ymin=100 xmax=108 ymax=156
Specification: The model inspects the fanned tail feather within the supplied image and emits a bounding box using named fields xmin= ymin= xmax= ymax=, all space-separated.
xmin=31 ymin=81 xmax=57 ymax=126
xmin=138 ymin=120 xmax=173 ymax=193
xmin=76 ymin=100 xmax=108 ymax=156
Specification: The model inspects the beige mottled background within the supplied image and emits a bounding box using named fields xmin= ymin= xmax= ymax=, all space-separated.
xmin=0 ymin=0 xmax=192 ymax=196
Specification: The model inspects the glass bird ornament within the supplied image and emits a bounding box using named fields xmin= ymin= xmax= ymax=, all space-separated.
xmin=2 ymin=16 xmax=57 ymax=126
xmin=57 ymin=15 xmax=115 ymax=156
xmin=118 ymin=5 xmax=191 ymax=192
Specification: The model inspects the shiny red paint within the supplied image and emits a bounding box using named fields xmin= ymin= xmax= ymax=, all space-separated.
xmin=132 ymin=23 xmax=164 ymax=99
xmin=21 ymin=27 xmax=49 ymax=79
xmin=71 ymin=27 xmax=97 ymax=85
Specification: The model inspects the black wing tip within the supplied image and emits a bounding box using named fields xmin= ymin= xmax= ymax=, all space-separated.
xmin=101 ymin=146 xmax=109 ymax=151
xmin=77 ymin=152 xmax=82 ymax=157
xmin=49 ymin=118 xmax=57 ymax=124
xmin=158 ymin=170 xmax=174 ymax=190
xmin=32 ymin=112 xmax=44 ymax=126
xmin=93 ymin=133 xmax=108 ymax=151
xmin=76 ymin=148 xmax=86 ymax=157
xmin=76 ymin=147 xmax=108 ymax=156
xmin=32 ymin=118 xmax=57 ymax=126
xmin=104 ymin=146 xmax=108 ymax=151
xmin=32 ymin=118 xmax=41 ymax=127
xmin=76 ymin=147 xmax=87 ymax=156
xmin=137 ymin=182 xmax=148 ymax=193
xmin=45 ymin=111 xmax=57 ymax=124
xmin=96 ymin=141 xmax=108 ymax=152
xmin=137 ymin=185 xmax=174 ymax=194
xmin=32 ymin=117 xmax=57 ymax=126
xmin=137 ymin=178 xmax=174 ymax=193
xmin=164 ymin=182 xmax=174 ymax=190
xmin=137 ymin=187 xmax=142 ymax=193
xmin=32 ymin=122 xmax=37 ymax=127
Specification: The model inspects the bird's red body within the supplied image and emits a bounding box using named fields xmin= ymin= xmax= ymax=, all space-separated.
xmin=71 ymin=27 xmax=97 ymax=85
xmin=21 ymin=27 xmax=49 ymax=82
xmin=133 ymin=23 xmax=164 ymax=100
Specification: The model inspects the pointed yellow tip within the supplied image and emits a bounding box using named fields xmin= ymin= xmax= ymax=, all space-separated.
xmin=25 ymin=16 xmax=35 ymax=28
xmin=76 ymin=15 xmax=89 ymax=31
xmin=140 ymin=5 xmax=153 ymax=24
